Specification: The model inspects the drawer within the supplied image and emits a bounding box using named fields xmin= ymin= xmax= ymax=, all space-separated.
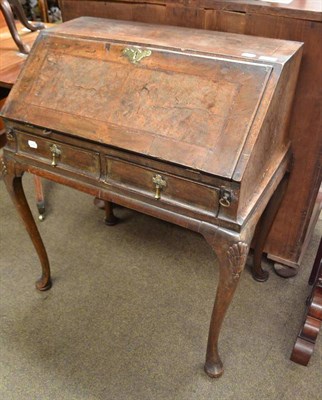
xmin=17 ymin=132 xmax=100 ymax=179
xmin=105 ymin=157 xmax=220 ymax=217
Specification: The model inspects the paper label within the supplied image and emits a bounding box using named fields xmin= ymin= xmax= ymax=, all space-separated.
xmin=241 ymin=53 xmax=257 ymax=58
xmin=259 ymin=55 xmax=278 ymax=62
xmin=257 ymin=0 xmax=293 ymax=4
xmin=28 ymin=140 xmax=38 ymax=149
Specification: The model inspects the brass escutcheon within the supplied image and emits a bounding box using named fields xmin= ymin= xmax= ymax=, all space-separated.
xmin=152 ymin=174 xmax=166 ymax=200
xmin=6 ymin=129 xmax=15 ymax=141
xmin=122 ymin=47 xmax=152 ymax=64
xmin=49 ymin=144 xmax=61 ymax=167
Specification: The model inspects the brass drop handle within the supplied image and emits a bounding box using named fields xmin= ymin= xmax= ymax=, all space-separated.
xmin=219 ymin=191 xmax=231 ymax=208
xmin=49 ymin=144 xmax=61 ymax=167
xmin=152 ymin=174 xmax=166 ymax=200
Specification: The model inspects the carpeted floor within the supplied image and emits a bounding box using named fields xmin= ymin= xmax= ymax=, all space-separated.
xmin=0 ymin=173 xmax=321 ymax=400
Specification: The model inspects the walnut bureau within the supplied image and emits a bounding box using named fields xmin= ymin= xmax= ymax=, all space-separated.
xmin=1 ymin=17 xmax=302 ymax=377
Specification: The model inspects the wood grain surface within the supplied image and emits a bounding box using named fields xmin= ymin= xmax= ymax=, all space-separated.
xmin=1 ymin=17 xmax=302 ymax=376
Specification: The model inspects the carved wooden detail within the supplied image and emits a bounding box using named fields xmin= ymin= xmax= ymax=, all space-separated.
xmin=228 ymin=242 xmax=248 ymax=282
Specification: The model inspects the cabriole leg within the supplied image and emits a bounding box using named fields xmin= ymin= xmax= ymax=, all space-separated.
xmin=2 ymin=165 xmax=51 ymax=291
xmin=203 ymin=234 xmax=249 ymax=378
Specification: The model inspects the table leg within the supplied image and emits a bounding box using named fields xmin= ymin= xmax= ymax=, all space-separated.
xmin=252 ymin=174 xmax=289 ymax=282
xmin=203 ymin=234 xmax=249 ymax=377
xmin=2 ymin=161 xmax=51 ymax=291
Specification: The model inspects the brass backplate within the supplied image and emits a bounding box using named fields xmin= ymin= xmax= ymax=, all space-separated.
xmin=122 ymin=47 xmax=152 ymax=64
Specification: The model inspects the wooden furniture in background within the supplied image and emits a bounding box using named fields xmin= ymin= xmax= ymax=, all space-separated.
xmin=0 ymin=13 xmax=8 ymax=146
xmin=0 ymin=97 xmax=7 ymax=147
xmin=38 ymin=0 xmax=49 ymax=23
xmin=1 ymin=17 xmax=302 ymax=377
xmin=58 ymin=0 xmax=322 ymax=275
xmin=291 ymin=237 xmax=322 ymax=366
xmin=0 ymin=9 xmax=50 ymax=219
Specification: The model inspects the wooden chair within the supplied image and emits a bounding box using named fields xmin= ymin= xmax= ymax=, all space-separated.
xmin=0 ymin=0 xmax=45 ymax=53
xmin=38 ymin=0 xmax=49 ymax=23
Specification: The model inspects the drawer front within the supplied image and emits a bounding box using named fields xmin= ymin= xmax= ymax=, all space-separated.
xmin=106 ymin=157 xmax=219 ymax=217
xmin=17 ymin=132 xmax=100 ymax=179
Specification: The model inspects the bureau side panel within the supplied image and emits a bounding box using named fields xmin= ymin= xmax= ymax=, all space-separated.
xmin=241 ymin=16 xmax=322 ymax=265
xmin=236 ymin=49 xmax=302 ymax=222
xmin=209 ymin=13 xmax=321 ymax=265
xmin=203 ymin=6 xmax=322 ymax=264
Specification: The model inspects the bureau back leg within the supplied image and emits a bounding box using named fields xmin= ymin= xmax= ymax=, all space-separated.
xmin=203 ymin=234 xmax=249 ymax=378
xmin=252 ymin=173 xmax=289 ymax=282
xmin=104 ymin=201 xmax=119 ymax=226
xmin=93 ymin=198 xmax=119 ymax=226
xmin=34 ymin=175 xmax=46 ymax=221
xmin=2 ymin=166 xmax=52 ymax=291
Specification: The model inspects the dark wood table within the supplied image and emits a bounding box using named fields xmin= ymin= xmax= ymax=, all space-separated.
xmin=1 ymin=17 xmax=302 ymax=377
xmin=58 ymin=0 xmax=322 ymax=274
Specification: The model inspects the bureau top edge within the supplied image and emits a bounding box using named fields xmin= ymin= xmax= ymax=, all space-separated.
xmin=44 ymin=17 xmax=303 ymax=65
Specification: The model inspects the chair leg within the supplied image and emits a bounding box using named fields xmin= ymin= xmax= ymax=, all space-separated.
xmin=38 ymin=0 xmax=49 ymax=23
xmin=0 ymin=0 xmax=30 ymax=54
xmin=10 ymin=0 xmax=45 ymax=31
